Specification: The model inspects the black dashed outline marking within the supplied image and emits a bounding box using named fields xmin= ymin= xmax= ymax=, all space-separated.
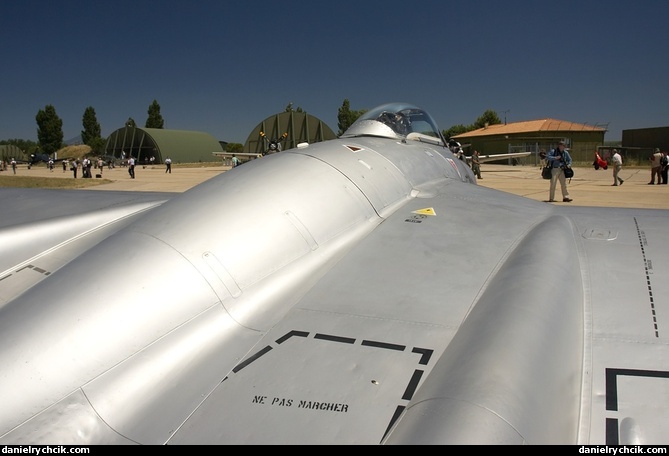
xmin=224 ymin=329 xmax=433 ymax=443
xmin=634 ymin=217 xmax=660 ymax=337
xmin=605 ymin=368 xmax=669 ymax=445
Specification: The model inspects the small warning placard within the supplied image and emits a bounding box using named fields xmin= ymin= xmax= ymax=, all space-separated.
xmin=412 ymin=207 xmax=436 ymax=216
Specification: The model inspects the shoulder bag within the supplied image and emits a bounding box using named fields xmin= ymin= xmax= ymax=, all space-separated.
xmin=563 ymin=166 xmax=574 ymax=179
xmin=541 ymin=165 xmax=552 ymax=180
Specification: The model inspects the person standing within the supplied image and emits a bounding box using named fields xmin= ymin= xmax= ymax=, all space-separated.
xmin=80 ymin=156 xmax=88 ymax=178
xmin=471 ymin=150 xmax=482 ymax=179
xmin=231 ymin=154 xmax=240 ymax=168
xmin=128 ymin=156 xmax=136 ymax=179
xmin=649 ymin=148 xmax=662 ymax=184
xmin=71 ymin=159 xmax=78 ymax=178
xmin=547 ymin=141 xmax=573 ymax=203
xmin=10 ymin=158 xmax=17 ymax=174
xmin=611 ymin=149 xmax=624 ymax=186
xmin=165 ymin=157 xmax=172 ymax=173
xmin=660 ymin=151 xmax=668 ymax=185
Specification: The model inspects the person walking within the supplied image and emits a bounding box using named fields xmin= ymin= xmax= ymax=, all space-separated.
xmin=660 ymin=151 xmax=668 ymax=185
xmin=165 ymin=157 xmax=172 ymax=173
xmin=128 ymin=156 xmax=136 ymax=179
xmin=231 ymin=154 xmax=240 ymax=168
xmin=471 ymin=150 xmax=482 ymax=179
xmin=611 ymin=149 xmax=624 ymax=186
xmin=547 ymin=141 xmax=573 ymax=203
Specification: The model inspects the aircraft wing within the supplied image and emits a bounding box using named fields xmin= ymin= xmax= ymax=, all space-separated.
xmin=212 ymin=151 xmax=261 ymax=159
xmin=0 ymin=103 xmax=668 ymax=445
xmin=0 ymin=189 xmax=173 ymax=306
xmin=470 ymin=151 xmax=532 ymax=164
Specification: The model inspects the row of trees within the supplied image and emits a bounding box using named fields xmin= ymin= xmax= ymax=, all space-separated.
xmin=1 ymin=99 xmax=502 ymax=157
xmin=0 ymin=100 xmax=165 ymax=157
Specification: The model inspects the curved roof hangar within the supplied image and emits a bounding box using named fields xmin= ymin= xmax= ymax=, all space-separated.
xmin=105 ymin=126 xmax=223 ymax=163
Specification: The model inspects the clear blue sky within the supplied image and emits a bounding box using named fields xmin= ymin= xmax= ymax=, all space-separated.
xmin=1 ymin=0 xmax=667 ymax=144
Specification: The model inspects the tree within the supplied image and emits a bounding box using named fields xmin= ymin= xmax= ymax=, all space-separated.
xmin=284 ymin=103 xmax=305 ymax=113
xmin=35 ymin=105 xmax=64 ymax=154
xmin=81 ymin=106 xmax=102 ymax=147
xmin=443 ymin=124 xmax=470 ymax=140
xmin=443 ymin=109 xmax=502 ymax=139
xmin=336 ymin=99 xmax=366 ymax=136
xmin=473 ymin=109 xmax=502 ymax=129
xmin=145 ymin=99 xmax=164 ymax=128
xmin=225 ymin=142 xmax=244 ymax=153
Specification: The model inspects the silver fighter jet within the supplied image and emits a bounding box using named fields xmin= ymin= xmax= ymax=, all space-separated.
xmin=1 ymin=103 xmax=668 ymax=445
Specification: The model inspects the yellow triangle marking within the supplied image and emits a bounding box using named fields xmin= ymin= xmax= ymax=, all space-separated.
xmin=413 ymin=207 xmax=436 ymax=216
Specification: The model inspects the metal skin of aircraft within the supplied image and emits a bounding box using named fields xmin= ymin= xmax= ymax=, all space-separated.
xmin=1 ymin=103 xmax=668 ymax=445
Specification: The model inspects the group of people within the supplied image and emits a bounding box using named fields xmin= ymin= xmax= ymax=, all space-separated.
xmin=1 ymin=158 xmax=18 ymax=174
xmin=545 ymin=144 xmax=669 ymax=202
xmin=0 ymin=159 xmax=17 ymax=173
xmin=1 ymin=154 xmax=178 ymax=179
xmin=608 ymin=147 xmax=667 ymax=187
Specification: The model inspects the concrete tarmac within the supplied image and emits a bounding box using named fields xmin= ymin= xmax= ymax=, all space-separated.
xmin=3 ymin=162 xmax=667 ymax=210
xmin=476 ymin=164 xmax=667 ymax=210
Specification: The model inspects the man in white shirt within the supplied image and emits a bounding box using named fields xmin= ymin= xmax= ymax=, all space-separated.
xmin=649 ymin=148 xmax=662 ymax=184
xmin=611 ymin=149 xmax=624 ymax=186
xmin=128 ymin=156 xmax=136 ymax=179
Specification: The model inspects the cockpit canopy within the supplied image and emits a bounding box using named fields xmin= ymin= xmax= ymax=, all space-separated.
xmin=340 ymin=102 xmax=443 ymax=142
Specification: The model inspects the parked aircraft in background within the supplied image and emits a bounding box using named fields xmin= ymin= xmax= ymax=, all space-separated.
xmin=260 ymin=131 xmax=288 ymax=155
xmin=212 ymin=151 xmax=262 ymax=163
xmin=25 ymin=152 xmax=69 ymax=168
xmin=474 ymin=151 xmax=531 ymax=163
xmin=1 ymin=103 xmax=667 ymax=445
xmin=448 ymin=140 xmax=531 ymax=165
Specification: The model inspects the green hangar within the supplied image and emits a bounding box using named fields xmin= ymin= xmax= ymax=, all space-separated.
xmin=104 ymin=126 xmax=223 ymax=164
